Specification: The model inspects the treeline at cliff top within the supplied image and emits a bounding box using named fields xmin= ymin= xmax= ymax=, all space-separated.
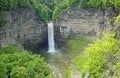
xmin=0 ymin=0 xmax=120 ymax=22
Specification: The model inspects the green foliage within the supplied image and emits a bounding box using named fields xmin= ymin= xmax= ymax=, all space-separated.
xmin=0 ymin=0 xmax=31 ymax=10
xmin=115 ymin=49 xmax=120 ymax=77
xmin=68 ymin=66 xmax=74 ymax=77
xmin=78 ymin=0 xmax=120 ymax=11
xmin=67 ymin=37 xmax=87 ymax=55
xmin=10 ymin=66 xmax=29 ymax=78
xmin=0 ymin=45 xmax=19 ymax=54
xmin=30 ymin=0 xmax=120 ymax=21
xmin=0 ymin=11 xmax=6 ymax=27
xmin=52 ymin=0 xmax=81 ymax=20
xmin=116 ymin=62 xmax=120 ymax=69
xmin=18 ymin=0 xmax=31 ymax=8
xmin=72 ymin=33 xmax=120 ymax=78
xmin=30 ymin=0 xmax=51 ymax=22
xmin=8 ymin=0 xmax=18 ymax=9
xmin=0 ymin=0 xmax=31 ymax=26
xmin=87 ymin=0 xmax=102 ymax=9
xmin=0 ymin=0 xmax=9 ymax=10
xmin=79 ymin=0 xmax=88 ymax=8
xmin=37 ymin=5 xmax=51 ymax=22
xmin=114 ymin=0 xmax=120 ymax=10
xmin=0 ymin=62 xmax=7 ymax=78
xmin=52 ymin=1 xmax=69 ymax=20
xmin=31 ymin=0 xmax=73 ymax=21
xmin=1 ymin=0 xmax=120 ymax=23
xmin=116 ymin=15 xmax=120 ymax=23
xmin=68 ymin=0 xmax=81 ymax=7
xmin=0 ymin=46 xmax=53 ymax=78
xmin=110 ymin=17 xmax=116 ymax=24
xmin=0 ymin=0 xmax=81 ymax=22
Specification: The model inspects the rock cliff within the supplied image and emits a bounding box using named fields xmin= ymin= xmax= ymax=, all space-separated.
xmin=0 ymin=8 xmax=47 ymax=51
xmin=55 ymin=8 xmax=117 ymax=40
xmin=0 ymin=7 xmax=118 ymax=51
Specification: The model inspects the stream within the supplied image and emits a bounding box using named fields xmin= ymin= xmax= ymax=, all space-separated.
xmin=45 ymin=21 xmax=81 ymax=78
xmin=41 ymin=52 xmax=81 ymax=78
xmin=42 ymin=52 xmax=66 ymax=78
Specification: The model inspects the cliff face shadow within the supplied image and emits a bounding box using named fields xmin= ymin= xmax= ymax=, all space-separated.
xmin=23 ymin=39 xmax=48 ymax=54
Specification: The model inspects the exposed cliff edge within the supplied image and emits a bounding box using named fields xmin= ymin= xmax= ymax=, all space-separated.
xmin=0 ymin=8 xmax=47 ymax=51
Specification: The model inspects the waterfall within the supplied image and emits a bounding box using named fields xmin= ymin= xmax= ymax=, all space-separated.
xmin=47 ymin=21 xmax=56 ymax=52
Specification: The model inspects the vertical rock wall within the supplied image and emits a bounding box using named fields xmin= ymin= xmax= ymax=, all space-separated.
xmin=55 ymin=8 xmax=117 ymax=41
xmin=0 ymin=7 xmax=118 ymax=51
xmin=0 ymin=8 xmax=47 ymax=49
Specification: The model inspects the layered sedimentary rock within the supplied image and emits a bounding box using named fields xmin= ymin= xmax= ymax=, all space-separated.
xmin=0 ymin=8 xmax=47 ymax=48
xmin=0 ymin=7 xmax=117 ymax=50
xmin=55 ymin=8 xmax=117 ymax=39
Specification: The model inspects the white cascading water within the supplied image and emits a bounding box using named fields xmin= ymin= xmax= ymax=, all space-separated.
xmin=47 ymin=21 xmax=56 ymax=52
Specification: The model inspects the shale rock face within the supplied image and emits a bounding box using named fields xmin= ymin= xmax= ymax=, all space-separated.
xmin=54 ymin=8 xmax=117 ymax=40
xmin=0 ymin=8 xmax=47 ymax=48
xmin=0 ymin=7 xmax=117 ymax=50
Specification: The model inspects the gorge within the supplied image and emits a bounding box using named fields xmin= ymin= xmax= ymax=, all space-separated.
xmin=0 ymin=8 xmax=117 ymax=49
xmin=0 ymin=0 xmax=120 ymax=78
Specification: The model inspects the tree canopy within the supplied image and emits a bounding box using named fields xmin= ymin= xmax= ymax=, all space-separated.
xmin=0 ymin=0 xmax=120 ymax=23
xmin=0 ymin=46 xmax=53 ymax=78
xmin=72 ymin=33 xmax=120 ymax=78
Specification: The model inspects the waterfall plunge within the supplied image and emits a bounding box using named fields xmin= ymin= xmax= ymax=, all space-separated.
xmin=47 ymin=21 xmax=56 ymax=52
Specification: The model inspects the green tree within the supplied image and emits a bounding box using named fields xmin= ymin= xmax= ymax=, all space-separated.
xmin=10 ymin=66 xmax=30 ymax=78
xmin=106 ymin=0 xmax=115 ymax=10
xmin=8 ymin=0 xmax=18 ymax=9
xmin=79 ymin=0 xmax=88 ymax=8
xmin=39 ymin=5 xmax=51 ymax=22
xmin=0 ymin=46 xmax=53 ymax=78
xmin=114 ymin=0 xmax=120 ymax=10
xmin=0 ymin=0 xmax=9 ymax=10
xmin=0 ymin=45 xmax=19 ymax=54
xmin=0 ymin=11 xmax=6 ymax=27
xmin=72 ymin=33 xmax=120 ymax=78
xmin=116 ymin=15 xmax=120 ymax=23
xmin=0 ymin=62 xmax=7 ymax=78
xmin=101 ymin=0 xmax=107 ymax=10
xmin=1 ymin=0 xmax=120 ymax=23
xmin=18 ymin=0 xmax=31 ymax=7
xmin=52 ymin=1 xmax=69 ymax=20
